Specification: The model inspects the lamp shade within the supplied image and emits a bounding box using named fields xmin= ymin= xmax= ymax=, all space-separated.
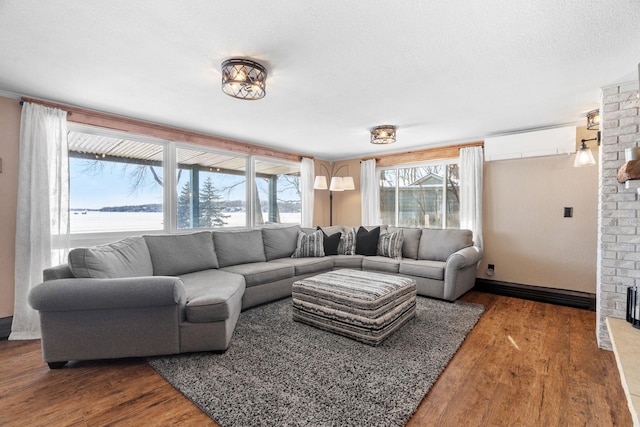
xmin=341 ymin=176 xmax=355 ymax=190
xmin=574 ymin=143 xmax=596 ymax=167
xmin=313 ymin=176 xmax=328 ymax=190
xmin=329 ymin=177 xmax=344 ymax=191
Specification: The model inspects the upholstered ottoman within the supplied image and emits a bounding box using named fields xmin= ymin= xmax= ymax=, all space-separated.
xmin=292 ymin=269 xmax=416 ymax=345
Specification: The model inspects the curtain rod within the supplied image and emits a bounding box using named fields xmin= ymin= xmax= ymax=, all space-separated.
xmin=19 ymin=99 xmax=73 ymax=115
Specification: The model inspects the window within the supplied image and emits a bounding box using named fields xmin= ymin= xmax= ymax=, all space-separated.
xmin=67 ymin=126 xmax=304 ymax=242
xmin=68 ymin=130 xmax=165 ymax=234
xmin=379 ymin=161 xmax=460 ymax=228
xmin=176 ymin=146 xmax=247 ymax=229
xmin=254 ymin=159 xmax=301 ymax=225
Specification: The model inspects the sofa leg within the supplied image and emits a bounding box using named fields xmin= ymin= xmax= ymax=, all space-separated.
xmin=47 ymin=361 xmax=68 ymax=369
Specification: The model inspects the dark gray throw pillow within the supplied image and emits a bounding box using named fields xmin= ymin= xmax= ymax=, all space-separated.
xmin=355 ymin=226 xmax=380 ymax=256
xmin=317 ymin=226 xmax=341 ymax=255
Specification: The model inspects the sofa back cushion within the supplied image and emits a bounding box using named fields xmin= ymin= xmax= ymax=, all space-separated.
xmin=417 ymin=228 xmax=473 ymax=262
xmin=262 ymin=225 xmax=301 ymax=260
xmin=144 ymin=231 xmax=218 ymax=276
xmin=212 ymin=229 xmax=267 ymax=267
xmin=388 ymin=226 xmax=421 ymax=260
xmin=69 ymin=236 xmax=154 ymax=279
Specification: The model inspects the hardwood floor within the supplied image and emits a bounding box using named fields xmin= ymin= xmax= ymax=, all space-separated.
xmin=0 ymin=292 xmax=631 ymax=426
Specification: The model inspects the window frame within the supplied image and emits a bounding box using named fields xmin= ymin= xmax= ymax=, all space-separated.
xmin=377 ymin=158 xmax=460 ymax=228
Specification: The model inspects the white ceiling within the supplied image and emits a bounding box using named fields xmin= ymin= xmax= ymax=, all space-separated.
xmin=0 ymin=1 xmax=638 ymax=161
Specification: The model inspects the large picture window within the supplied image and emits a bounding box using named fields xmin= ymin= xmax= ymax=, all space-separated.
xmin=254 ymin=159 xmax=301 ymax=225
xmin=379 ymin=161 xmax=460 ymax=228
xmin=67 ymin=127 xmax=303 ymax=242
xmin=176 ymin=146 xmax=247 ymax=229
xmin=68 ymin=130 xmax=165 ymax=233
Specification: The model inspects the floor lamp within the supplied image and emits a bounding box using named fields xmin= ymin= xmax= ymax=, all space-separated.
xmin=313 ymin=164 xmax=355 ymax=226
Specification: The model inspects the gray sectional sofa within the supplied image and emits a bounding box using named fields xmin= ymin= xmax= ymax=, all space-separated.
xmin=29 ymin=225 xmax=482 ymax=368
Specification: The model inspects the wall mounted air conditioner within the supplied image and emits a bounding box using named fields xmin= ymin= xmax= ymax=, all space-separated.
xmin=484 ymin=126 xmax=576 ymax=161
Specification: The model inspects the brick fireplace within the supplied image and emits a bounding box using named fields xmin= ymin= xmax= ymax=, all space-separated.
xmin=597 ymin=81 xmax=640 ymax=349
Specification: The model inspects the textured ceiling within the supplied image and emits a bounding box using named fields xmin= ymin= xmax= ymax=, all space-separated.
xmin=0 ymin=1 xmax=638 ymax=160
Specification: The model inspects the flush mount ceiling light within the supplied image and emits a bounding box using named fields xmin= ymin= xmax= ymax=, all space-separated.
xmin=221 ymin=58 xmax=267 ymax=100
xmin=370 ymin=125 xmax=397 ymax=144
xmin=586 ymin=109 xmax=600 ymax=130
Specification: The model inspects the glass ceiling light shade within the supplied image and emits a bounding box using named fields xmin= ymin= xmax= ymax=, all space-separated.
xmin=370 ymin=125 xmax=397 ymax=144
xmin=586 ymin=109 xmax=600 ymax=130
xmin=221 ymin=59 xmax=267 ymax=100
xmin=574 ymin=141 xmax=596 ymax=167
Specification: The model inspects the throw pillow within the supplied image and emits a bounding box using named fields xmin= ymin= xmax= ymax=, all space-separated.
xmin=317 ymin=226 xmax=341 ymax=256
xmin=338 ymin=227 xmax=357 ymax=255
xmin=378 ymin=229 xmax=404 ymax=260
xmin=355 ymin=226 xmax=380 ymax=256
xmin=292 ymin=230 xmax=325 ymax=258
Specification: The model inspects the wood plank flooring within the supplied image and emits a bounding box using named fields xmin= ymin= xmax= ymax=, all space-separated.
xmin=0 ymin=292 xmax=631 ymax=426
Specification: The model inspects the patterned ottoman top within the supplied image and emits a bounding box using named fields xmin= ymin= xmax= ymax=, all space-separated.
xmin=292 ymin=269 xmax=416 ymax=310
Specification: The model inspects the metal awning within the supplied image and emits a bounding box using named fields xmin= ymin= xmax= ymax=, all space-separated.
xmin=67 ymin=131 xmax=299 ymax=176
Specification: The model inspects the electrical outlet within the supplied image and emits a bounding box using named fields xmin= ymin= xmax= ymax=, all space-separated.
xmin=564 ymin=207 xmax=573 ymax=218
xmin=487 ymin=264 xmax=495 ymax=276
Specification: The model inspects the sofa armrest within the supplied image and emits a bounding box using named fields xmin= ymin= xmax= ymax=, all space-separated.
xmin=443 ymin=246 xmax=483 ymax=301
xmin=29 ymin=276 xmax=186 ymax=312
xmin=446 ymin=246 xmax=483 ymax=270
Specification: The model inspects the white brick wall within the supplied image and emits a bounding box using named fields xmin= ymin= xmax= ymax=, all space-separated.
xmin=597 ymin=83 xmax=640 ymax=349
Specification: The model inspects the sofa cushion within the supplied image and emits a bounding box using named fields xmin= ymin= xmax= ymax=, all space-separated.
xmin=356 ymin=226 xmax=380 ymax=256
xmin=262 ymin=225 xmax=301 ymax=261
xmin=388 ymin=227 xmax=421 ymax=260
xmin=292 ymin=230 xmax=325 ymax=258
xmin=417 ymin=229 xmax=473 ymax=262
xmin=338 ymin=227 xmax=356 ymax=255
xmin=328 ymin=254 xmax=364 ymax=269
xmin=212 ymin=229 xmax=267 ymax=267
xmin=221 ymin=262 xmax=294 ymax=287
xmin=399 ymin=259 xmax=446 ymax=281
xmin=144 ymin=232 xmax=218 ymax=276
xmin=377 ymin=229 xmax=404 ymax=260
xmin=363 ymin=224 xmax=388 ymax=234
xmin=318 ymin=225 xmax=345 ymax=236
xmin=362 ymin=256 xmax=400 ymax=273
xmin=269 ymin=257 xmax=334 ymax=276
xmin=69 ymin=236 xmax=153 ymax=279
xmin=179 ymin=269 xmax=245 ymax=323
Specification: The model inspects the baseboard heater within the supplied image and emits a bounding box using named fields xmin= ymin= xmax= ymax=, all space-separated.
xmin=474 ymin=279 xmax=596 ymax=311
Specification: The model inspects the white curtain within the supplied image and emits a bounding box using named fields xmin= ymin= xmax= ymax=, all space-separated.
xmin=360 ymin=159 xmax=380 ymax=225
xmin=300 ymin=157 xmax=314 ymax=227
xmin=10 ymin=103 xmax=69 ymax=340
xmin=460 ymin=146 xmax=483 ymax=250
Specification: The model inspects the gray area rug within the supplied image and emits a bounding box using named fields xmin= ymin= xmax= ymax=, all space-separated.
xmin=148 ymin=296 xmax=484 ymax=427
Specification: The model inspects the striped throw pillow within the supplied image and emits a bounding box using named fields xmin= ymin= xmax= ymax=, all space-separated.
xmin=338 ymin=227 xmax=357 ymax=255
xmin=378 ymin=229 xmax=404 ymax=260
xmin=292 ymin=230 xmax=325 ymax=258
